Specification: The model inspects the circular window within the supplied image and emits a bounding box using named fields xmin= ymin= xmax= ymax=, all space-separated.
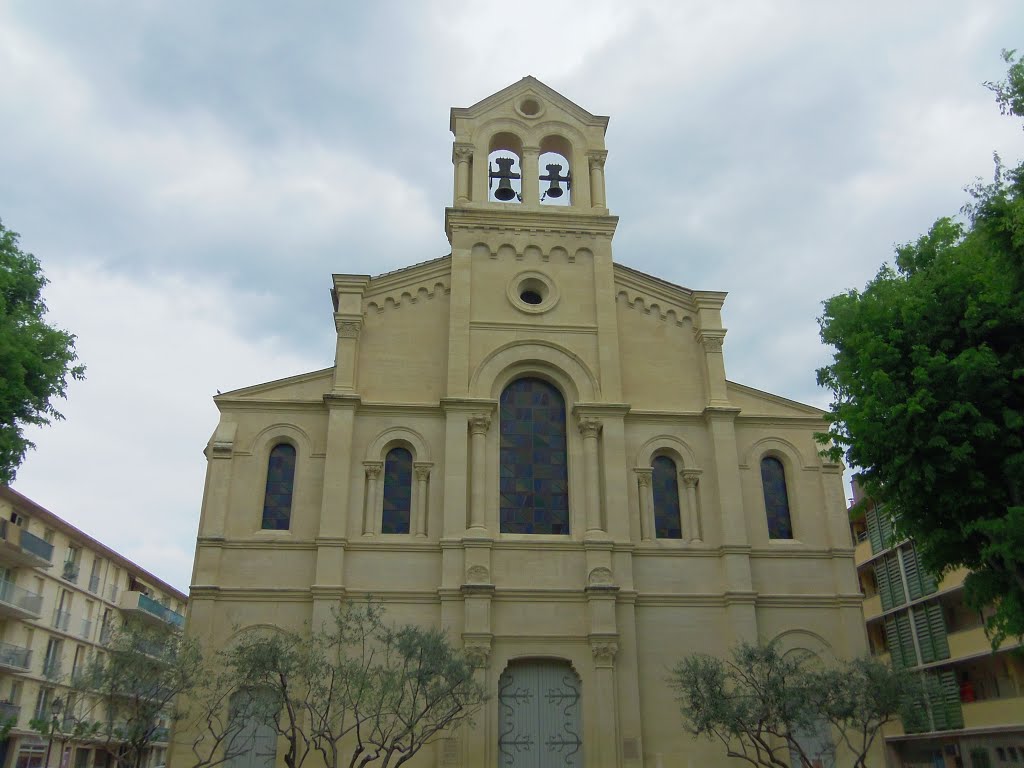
xmin=507 ymin=271 xmax=558 ymax=314
xmin=515 ymin=97 xmax=544 ymax=119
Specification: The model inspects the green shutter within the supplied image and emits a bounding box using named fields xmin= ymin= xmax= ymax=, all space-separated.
xmin=903 ymin=546 xmax=923 ymax=601
xmin=896 ymin=611 xmax=917 ymax=668
xmin=901 ymin=672 xmax=930 ymax=733
xmin=926 ymin=602 xmax=950 ymax=661
xmin=884 ymin=615 xmax=903 ymax=667
xmin=913 ymin=606 xmax=935 ymax=663
xmin=887 ymin=554 xmax=907 ymax=606
xmin=940 ymin=670 xmax=963 ymax=729
xmin=866 ymin=507 xmax=883 ymax=554
xmin=877 ymin=561 xmax=894 ymax=611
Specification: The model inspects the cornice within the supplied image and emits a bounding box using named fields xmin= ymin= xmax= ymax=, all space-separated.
xmin=440 ymin=397 xmax=498 ymax=413
xmin=445 ymin=207 xmax=618 ymax=240
xmin=367 ymin=255 xmax=451 ymax=293
xmin=450 ymin=76 xmax=609 ymax=133
xmin=470 ymin=321 xmax=596 ymax=335
xmin=573 ymin=403 xmax=631 ymax=418
xmin=215 ymin=399 xmax=327 ymax=413
xmin=196 ymin=538 xmax=318 ymax=551
xmin=755 ymin=593 xmax=866 ymax=608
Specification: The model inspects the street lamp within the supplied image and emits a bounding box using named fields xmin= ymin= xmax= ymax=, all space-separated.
xmin=44 ymin=696 xmax=63 ymax=768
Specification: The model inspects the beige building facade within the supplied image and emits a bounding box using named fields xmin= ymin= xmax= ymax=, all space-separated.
xmin=0 ymin=486 xmax=187 ymax=768
xmin=179 ymin=78 xmax=866 ymax=767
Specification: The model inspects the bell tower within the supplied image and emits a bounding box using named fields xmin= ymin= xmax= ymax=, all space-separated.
xmin=448 ymin=76 xmax=610 ymax=212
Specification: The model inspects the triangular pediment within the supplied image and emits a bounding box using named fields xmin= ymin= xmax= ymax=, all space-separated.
xmin=216 ymin=368 xmax=333 ymax=404
xmin=727 ymin=381 xmax=826 ymax=419
xmin=450 ymin=76 xmax=609 ymax=134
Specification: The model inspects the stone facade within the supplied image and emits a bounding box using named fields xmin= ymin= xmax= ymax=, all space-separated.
xmin=176 ymin=78 xmax=865 ymax=768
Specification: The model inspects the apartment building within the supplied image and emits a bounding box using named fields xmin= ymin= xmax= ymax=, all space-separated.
xmin=0 ymin=487 xmax=187 ymax=768
xmin=850 ymin=482 xmax=1024 ymax=768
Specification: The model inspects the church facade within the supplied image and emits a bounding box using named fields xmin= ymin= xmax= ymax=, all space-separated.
xmin=177 ymin=78 xmax=865 ymax=767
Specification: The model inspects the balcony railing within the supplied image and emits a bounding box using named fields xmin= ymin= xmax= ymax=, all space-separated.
xmin=123 ymin=592 xmax=185 ymax=629
xmin=19 ymin=530 xmax=54 ymax=562
xmin=62 ymin=561 xmax=80 ymax=583
xmin=100 ymin=623 xmax=113 ymax=645
xmin=89 ymin=574 xmax=100 ymax=593
xmin=53 ymin=609 xmax=71 ymax=632
xmin=0 ymin=641 xmax=32 ymax=671
xmin=108 ymin=584 xmax=119 ymax=603
xmin=80 ymin=618 xmax=93 ymax=639
xmin=0 ymin=579 xmax=43 ymax=617
xmin=0 ymin=702 xmax=20 ymax=724
xmin=42 ymin=657 xmax=62 ymax=679
xmin=0 ymin=520 xmax=54 ymax=567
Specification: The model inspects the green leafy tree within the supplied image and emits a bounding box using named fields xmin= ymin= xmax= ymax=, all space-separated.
xmin=816 ymin=50 xmax=1024 ymax=645
xmin=0 ymin=219 xmax=84 ymax=483
xmin=670 ymin=642 xmax=922 ymax=768
xmin=189 ymin=602 xmax=485 ymax=768
xmin=58 ymin=619 xmax=205 ymax=768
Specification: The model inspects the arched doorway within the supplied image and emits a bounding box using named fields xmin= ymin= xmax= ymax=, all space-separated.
xmin=497 ymin=659 xmax=582 ymax=767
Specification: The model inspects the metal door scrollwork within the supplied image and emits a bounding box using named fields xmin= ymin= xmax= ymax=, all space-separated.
xmin=498 ymin=661 xmax=582 ymax=767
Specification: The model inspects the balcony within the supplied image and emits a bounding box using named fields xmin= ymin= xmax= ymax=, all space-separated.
xmin=42 ymin=657 xmax=62 ymax=679
xmin=61 ymin=561 xmax=79 ymax=584
xmin=0 ymin=641 xmax=32 ymax=673
xmin=962 ymin=695 xmax=1024 ymax=729
xmin=88 ymin=573 xmax=100 ymax=593
xmin=80 ymin=618 xmax=93 ymax=639
xmin=0 ymin=702 xmax=21 ymax=725
xmin=862 ymin=594 xmax=882 ymax=620
xmin=118 ymin=591 xmax=185 ymax=629
xmin=0 ymin=520 xmax=53 ymax=568
xmin=53 ymin=609 xmax=71 ymax=632
xmin=854 ymin=538 xmax=873 ymax=566
xmin=0 ymin=579 xmax=43 ymax=619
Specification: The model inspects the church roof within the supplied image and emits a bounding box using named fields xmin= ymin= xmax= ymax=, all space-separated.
xmin=450 ymin=76 xmax=610 ymax=134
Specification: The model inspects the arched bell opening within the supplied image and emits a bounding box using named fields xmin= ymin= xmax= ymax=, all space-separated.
xmin=539 ymin=134 xmax=573 ymax=207
xmin=488 ymin=132 xmax=524 ymax=204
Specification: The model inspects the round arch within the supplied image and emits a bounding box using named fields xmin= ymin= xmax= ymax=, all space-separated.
xmin=364 ymin=426 xmax=431 ymax=463
xmin=247 ymin=423 xmax=314 ymax=458
xmin=635 ymin=434 xmax=699 ymax=469
xmin=741 ymin=436 xmax=810 ymax=470
xmin=470 ymin=340 xmax=599 ymax=402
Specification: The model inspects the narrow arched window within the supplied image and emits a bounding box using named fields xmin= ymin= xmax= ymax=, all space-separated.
xmin=652 ymin=456 xmax=682 ymax=539
xmin=381 ymin=447 xmax=413 ymax=534
xmin=261 ymin=444 xmax=296 ymax=530
xmin=499 ymin=378 xmax=569 ymax=534
xmin=761 ymin=456 xmax=793 ymax=539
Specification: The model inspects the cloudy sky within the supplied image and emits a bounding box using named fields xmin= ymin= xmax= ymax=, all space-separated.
xmin=2 ymin=2 xmax=1021 ymax=592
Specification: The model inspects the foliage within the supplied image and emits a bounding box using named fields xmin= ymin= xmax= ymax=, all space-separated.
xmin=58 ymin=619 xmax=205 ymax=768
xmin=188 ymin=602 xmax=485 ymax=768
xmin=670 ymin=642 xmax=921 ymax=768
xmin=816 ymin=50 xmax=1024 ymax=646
xmin=0 ymin=218 xmax=84 ymax=484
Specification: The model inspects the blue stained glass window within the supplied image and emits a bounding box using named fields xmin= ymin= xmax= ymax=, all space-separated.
xmin=382 ymin=447 xmax=413 ymax=534
xmin=652 ymin=456 xmax=683 ymax=539
xmin=261 ymin=444 xmax=296 ymax=530
xmin=499 ymin=378 xmax=569 ymax=534
xmin=761 ymin=456 xmax=793 ymax=539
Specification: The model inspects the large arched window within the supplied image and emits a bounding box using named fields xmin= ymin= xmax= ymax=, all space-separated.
xmin=651 ymin=456 xmax=683 ymax=539
xmin=761 ymin=456 xmax=793 ymax=539
xmin=261 ymin=444 xmax=296 ymax=530
xmin=381 ymin=447 xmax=413 ymax=534
xmin=499 ymin=378 xmax=569 ymax=534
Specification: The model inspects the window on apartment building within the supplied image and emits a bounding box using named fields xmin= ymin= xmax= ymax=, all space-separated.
xmin=34 ymin=687 xmax=53 ymax=720
xmin=760 ymin=456 xmax=793 ymax=539
xmin=73 ymin=749 xmax=89 ymax=768
xmin=43 ymin=529 xmax=55 ymax=545
xmin=71 ymin=646 xmax=87 ymax=679
xmin=9 ymin=512 xmax=24 ymax=527
xmin=381 ymin=447 xmax=413 ymax=534
xmin=8 ymin=680 xmax=22 ymax=705
xmin=261 ymin=443 xmax=296 ymax=530
xmin=970 ymin=748 xmax=993 ymax=768
xmin=651 ymin=455 xmax=683 ymax=539
xmin=88 ymin=558 xmax=102 ymax=593
xmin=42 ymin=638 xmax=63 ymax=678
xmin=499 ymin=378 xmax=569 ymax=534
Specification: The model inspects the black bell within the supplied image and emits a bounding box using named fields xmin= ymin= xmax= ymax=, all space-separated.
xmin=540 ymin=163 xmax=571 ymax=200
xmin=489 ymin=157 xmax=521 ymax=202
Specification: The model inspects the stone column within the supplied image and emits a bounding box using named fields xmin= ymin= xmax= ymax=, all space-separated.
xmin=578 ymin=417 xmax=604 ymax=535
xmin=330 ymin=275 xmax=369 ymax=393
xmin=590 ymin=637 xmax=619 ymax=768
xmin=453 ymin=142 xmax=473 ymax=204
xmin=588 ymin=150 xmax=607 ymax=209
xmin=634 ymin=468 xmax=653 ymax=541
xmin=362 ymin=462 xmax=382 ymax=536
xmin=521 ymin=146 xmax=540 ymax=206
xmin=468 ymin=414 xmax=491 ymax=532
xmin=413 ymin=462 xmax=432 ymax=537
xmin=682 ymin=469 xmax=703 ymax=543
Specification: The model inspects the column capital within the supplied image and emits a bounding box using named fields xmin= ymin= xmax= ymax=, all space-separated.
xmin=577 ymin=416 xmax=603 ymax=439
xmin=634 ymin=468 xmax=653 ymax=487
xmin=468 ymin=413 xmax=492 ymax=435
xmin=463 ymin=637 xmax=492 ymax=669
xmin=695 ymin=328 xmax=726 ymax=353
xmin=680 ymin=468 xmax=702 ymax=488
xmin=521 ymin=145 xmax=540 ymax=157
xmin=335 ymin=315 xmax=363 ymax=339
xmin=413 ymin=462 xmax=433 ymax=481
xmin=452 ymin=142 xmax=474 ymax=162
xmin=590 ymin=637 xmax=619 ymax=668
xmin=587 ymin=149 xmax=608 ymax=168
xmin=363 ymin=461 xmax=383 ymax=479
